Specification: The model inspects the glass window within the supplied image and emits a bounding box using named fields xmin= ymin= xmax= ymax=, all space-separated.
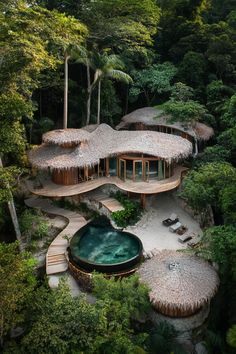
xmin=126 ymin=159 xmax=133 ymax=179
xmin=109 ymin=158 xmax=117 ymax=176
xmin=149 ymin=161 xmax=158 ymax=179
xmin=158 ymin=160 xmax=164 ymax=180
xmin=134 ymin=161 xmax=143 ymax=181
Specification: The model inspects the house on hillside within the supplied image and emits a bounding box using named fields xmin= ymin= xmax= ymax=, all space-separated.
xmin=28 ymin=123 xmax=193 ymax=207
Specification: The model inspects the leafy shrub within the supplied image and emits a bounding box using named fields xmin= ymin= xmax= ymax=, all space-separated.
xmin=19 ymin=209 xmax=49 ymax=242
xmin=163 ymin=99 xmax=207 ymax=124
xmin=111 ymin=192 xmax=142 ymax=227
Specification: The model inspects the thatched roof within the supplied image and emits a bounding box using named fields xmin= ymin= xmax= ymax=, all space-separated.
xmin=43 ymin=128 xmax=90 ymax=146
xmin=138 ymin=250 xmax=219 ymax=318
xmin=29 ymin=124 xmax=192 ymax=170
xmin=117 ymin=107 xmax=214 ymax=141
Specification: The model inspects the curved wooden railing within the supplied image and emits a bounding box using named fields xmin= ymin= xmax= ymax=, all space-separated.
xmin=27 ymin=166 xmax=188 ymax=198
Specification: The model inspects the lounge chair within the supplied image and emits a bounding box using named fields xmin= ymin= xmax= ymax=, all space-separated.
xmin=162 ymin=213 xmax=179 ymax=227
xmin=178 ymin=234 xmax=193 ymax=243
xmin=187 ymin=237 xmax=200 ymax=248
xmin=169 ymin=221 xmax=182 ymax=233
xmin=176 ymin=225 xmax=188 ymax=235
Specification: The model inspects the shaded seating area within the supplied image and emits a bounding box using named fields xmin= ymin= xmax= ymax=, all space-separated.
xmin=162 ymin=213 xmax=179 ymax=226
xmin=178 ymin=234 xmax=193 ymax=244
xmin=169 ymin=221 xmax=182 ymax=232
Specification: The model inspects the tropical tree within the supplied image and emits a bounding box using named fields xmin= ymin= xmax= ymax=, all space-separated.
xmin=0 ymin=242 xmax=36 ymax=347
xmin=181 ymin=162 xmax=236 ymax=212
xmin=163 ymin=99 xmax=208 ymax=125
xmin=129 ymin=62 xmax=177 ymax=105
xmin=78 ymin=52 xmax=132 ymax=125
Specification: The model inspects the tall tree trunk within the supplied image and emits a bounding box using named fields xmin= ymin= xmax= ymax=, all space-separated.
xmin=0 ymin=158 xmax=23 ymax=251
xmin=86 ymin=59 xmax=91 ymax=126
xmin=63 ymin=53 xmax=70 ymax=129
xmin=97 ymin=80 xmax=101 ymax=125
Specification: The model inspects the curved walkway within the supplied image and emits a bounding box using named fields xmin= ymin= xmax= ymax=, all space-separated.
xmin=27 ymin=166 xmax=187 ymax=198
xmin=25 ymin=197 xmax=87 ymax=275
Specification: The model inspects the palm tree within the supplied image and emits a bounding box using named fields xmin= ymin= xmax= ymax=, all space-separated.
xmin=91 ymin=53 xmax=132 ymax=124
xmin=74 ymin=51 xmax=132 ymax=125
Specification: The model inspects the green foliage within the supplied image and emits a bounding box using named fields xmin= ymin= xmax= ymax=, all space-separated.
xmin=76 ymin=0 xmax=160 ymax=58
xmin=19 ymin=209 xmax=49 ymax=242
xmin=111 ymin=192 xmax=142 ymax=227
xmin=170 ymin=82 xmax=194 ymax=102
xmin=0 ymin=93 xmax=34 ymax=120
xmin=217 ymin=125 xmax=236 ymax=162
xmin=20 ymin=281 xmax=106 ymax=353
xmin=0 ymin=166 xmax=22 ymax=202
xmin=93 ymin=273 xmax=150 ymax=321
xmin=220 ymin=183 xmax=236 ymax=225
xmin=181 ymin=162 xmax=236 ymax=211
xmin=178 ymin=51 xmax=207 ymax=88
xmin=18 ymin=276 xmax=150 ymax=354
xmin=219 ymin=94 xmax=236 ymax=129
xmin=0 ymin=242 xmax=36 ymax=345
xmin=195 ymin=145 xmax=231 ymax=165
xmin=227 ymin=325 xmax=236 ymax=348
xmin=198 ymin=225 xmax=236 ymax=277
xmin=130 ymin=62 xmax=177 ymax=105
xmin=163 ymin=99 xmax=207 ymax=124
xmin=147 ymin=321 xmax=187 ymax=354
xmin=206 ymin=80 xmax=234 ymax=116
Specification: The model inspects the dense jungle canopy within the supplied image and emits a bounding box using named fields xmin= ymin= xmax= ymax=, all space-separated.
xmin=1 ymin=1 xmax=236 ymax=353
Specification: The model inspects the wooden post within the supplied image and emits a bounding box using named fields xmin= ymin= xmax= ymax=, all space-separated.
xmin=105 ymin=158 xmax=109 ymax=176
xmin=140 ymin=194 xmax=146 ymax=209
xmin=84 ymin=166 xmax=88 ymax=181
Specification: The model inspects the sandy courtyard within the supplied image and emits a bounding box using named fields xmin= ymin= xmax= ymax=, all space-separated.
xmin=125 ymin=192 xmax=202 ymax=252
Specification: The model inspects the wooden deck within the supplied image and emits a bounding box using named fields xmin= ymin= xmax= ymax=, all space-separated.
xmin=87 ymin=191 xmax=124 ymax=212
xmin=25 ymin=197 xmax=87 ymax=275
xmin=27 ymin=166 xmax=187 ymax=198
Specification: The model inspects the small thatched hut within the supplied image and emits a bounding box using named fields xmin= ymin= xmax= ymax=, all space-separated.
xmin=117 ymin=107 xmax=214 ymax=154
xmin=138 ymin=250 xmax=219 ymax=318
xmin=29 ymin=124 xmax=192 ymax=187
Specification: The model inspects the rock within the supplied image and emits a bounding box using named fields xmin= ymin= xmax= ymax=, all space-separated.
xmin=195 ymin=342 xmax=208 ymax=354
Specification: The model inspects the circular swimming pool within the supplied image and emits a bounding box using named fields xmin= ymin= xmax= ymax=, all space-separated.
xmin=68 ymin=218 xmax=143 ymax=273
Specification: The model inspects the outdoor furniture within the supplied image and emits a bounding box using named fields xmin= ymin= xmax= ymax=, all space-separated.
xmin=176 ymin=225 xmax=188 ymax=235
xmin=187 ymin=237 xmax=201 ymax=248
xmin=162 ymin=213 xmax=179 ymax=227
xmin=169 ymin=221 xmax=182 ymax=233
xmin=178 ymin=234 xmax=193 ymax=243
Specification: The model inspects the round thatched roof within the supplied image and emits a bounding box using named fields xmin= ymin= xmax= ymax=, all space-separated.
xmin=43 ymin=128 xmax=90 ymax=145
xmin=28 ymin=124 xmax=192 ymax=170
xmin=138 ymin=250 xmax=219 ymax=318
xmin=116 ymin=107 xmax=214 ymax=141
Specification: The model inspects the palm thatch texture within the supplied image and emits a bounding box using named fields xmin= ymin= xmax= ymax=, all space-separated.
xmin=116 ymin=107 xmax=214 ymax=141
xmin=28 ymin=124 xmax=192 ymax=170
xmin=138 ymin=250 xmax=219 ymax=318
xmin=43 ymin=128 xmax=90 ymax=146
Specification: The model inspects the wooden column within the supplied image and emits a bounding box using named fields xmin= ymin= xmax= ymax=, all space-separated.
xmin=105 ymin=158 xmax=109 ymax=176
xmin=52 ymin=168 xmax=78 ymax=185
xmin=140 ymin=194 xmax=146 ymax=209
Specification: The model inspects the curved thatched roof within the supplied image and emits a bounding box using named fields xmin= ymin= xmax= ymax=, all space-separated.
xmin=138 ymin=250 xmax=219 ymax=318
xmin=43 ymin=128 xmax=90 ymax=146
xmin=117 ymin=107 xmax=214 ymax=141
xmin=29 ymin=124 xmax=192 ymax=170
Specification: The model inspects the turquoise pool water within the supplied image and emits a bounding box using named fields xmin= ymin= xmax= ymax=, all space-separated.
xmin=70 ymin=225 xmax=140 ymax=265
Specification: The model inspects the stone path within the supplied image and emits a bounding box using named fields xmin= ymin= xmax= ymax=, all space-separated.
xmin=25 ymin=197 xmax=87 ymax=275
